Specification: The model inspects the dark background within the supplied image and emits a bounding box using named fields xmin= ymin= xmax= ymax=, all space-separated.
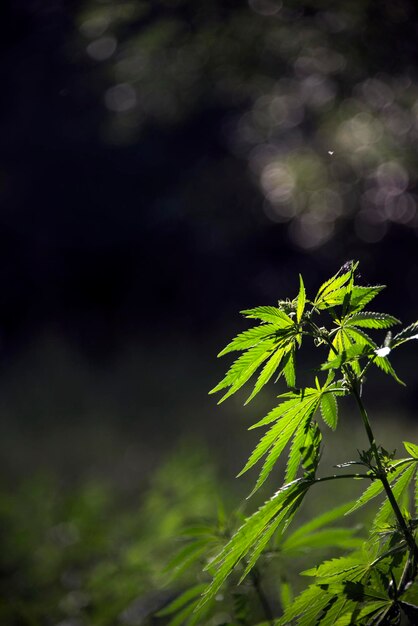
xmin=1 ymin=0 xmax=418 ymax=481
xmin=2 ymin=2 xmax=418 ymax=624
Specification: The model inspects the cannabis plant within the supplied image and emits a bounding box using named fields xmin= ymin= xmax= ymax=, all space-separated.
xmin=161 ymin=262 xmax=418 ymax=625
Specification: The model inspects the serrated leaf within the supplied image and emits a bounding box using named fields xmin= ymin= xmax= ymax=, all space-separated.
xmin=316 ymin=286 xmax=350 ymax=310
xmin=320 ymin=392 xmax=338 ymax=429
xmin=302 ymin=554 xmax=366 ymax=583
xmin=238 ymin=401 xmax=309 ymax=476
xmin=282 ymin=349 xmax=296 ymax=387
xmin=210 ymin=340 xmax=275 ymax=402
xmin=285 ymin=417 xmax=312 ymax=483
xmin=301 ymin=422 xmax=322 ymax=476
xmin=241 ymin=306 xmax=294 ymax=325
xmin=277 ymin=581 xmax=333 ymax=625
xmin=343 ymin=327 xmax=404 ymax=384
xmin=199 ymin=479 xmax=310 ymax=610
xmin=404 ymin=441 xmax=418 ymax=459
xmin=344 ymin=326 xmax=377 ymax=348
xmin=355 ymin=600 xmax=392 ymax=622
xmin=345 ymin=312 xmax=400 ymax=330
xmin=374 ymin=353 xmax=404 ymax=385
xmin=322 ymin=343 xmax=371 ymax=371
xmin=249 ymin=395 xmax=301 ymax=429
xmin=392 ymin=321 xmax=418 ymax=348
xmin=244 ymin=347 xmax=286 ymax=404
xmin=345 ymin=462 xmax=408 ymax=516
xmin=284 ymin=501 xmax=358 ymax=543
xmin=217 ymin=324 xmax=284 ymax=357
xmin=315 ymin=596 xmax=356 ymax=626
xmin=372 ymin=463 xmax=416 ymax=531
xmin=348 ymin=285 xmax=386 ymax=312
xmin=250 ymin=397 xmax=321 ymax=495
xmin=239 ymin=489 xmax=306 ymax=582
xmin=315 ymin=266 xmax=354 ymax=305
xmin=297 ymin=274 xmax=306 ymax=323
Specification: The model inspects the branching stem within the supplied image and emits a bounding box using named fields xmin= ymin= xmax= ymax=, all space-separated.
xmin=351 ymin=384 xmax=418 ymax=566
xmin=308 ymin=319 xmax=418 ymax=568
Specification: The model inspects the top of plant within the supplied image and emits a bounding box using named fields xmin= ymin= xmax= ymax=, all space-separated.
xmin=211 ymin=260 xmax=418 ymax=407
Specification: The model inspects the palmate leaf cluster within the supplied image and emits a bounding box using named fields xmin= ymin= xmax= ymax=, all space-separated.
xmin=159 ymin=262 xmax=418 ymax=625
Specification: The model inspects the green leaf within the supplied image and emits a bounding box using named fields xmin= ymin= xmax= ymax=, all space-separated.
xmin=354 ymin=600 xmax=392 ymax=622
xmin=285 ymin=417 xmax=312 ymax=483
xmin=239 ymin=488 xmax=306 ymax=582
xmin=249 ymin=394 xmax=302 ymax=429
xmin=372 ymin=462 xmax=416 ymax=531
xmin=321 ymin=344 xmax=371 ymax=371
xmin=320 ymin=392 xmax=338 ymax=429
xmin=210 ymin=340 xmax=275 ymax=402
xmin=217 ymin=324 xmax=285 ymax=357
xmin=165 ymin=602 xmax=196 ymax=626
xmin=282 ymin=528 xmax=362 ymax=552
xmin=345 ymin=312 xmax=400 ymax=330
xmin=343 ymin=327 xmax=404 ymax=384
xmin=249 ymin=396 xmax=321 ymax=494
xmin=279 ymin=579 xmax=293 ymax=611
xmin=241 ymin=306 xmax=294 ymax=325
xmin=392 ymin=321 xmax=418 ymax=348
xmin=277 ymin=582 xmax=333 ymax=625
xmin=373 ymin=353 xmax=404 ymax=385
xmin=239 ymin=400 xmax=311 ymax=476
xmin=345 ymin=462 xmax=408 ymax=516
xmin=164 ymin=540 xmax=210 ymax=578
xmin=302 ymin=554 xmax=366 ymax=583
xmin=297 ymin=274 xmax=306 ymax=323
xmin=284 ymin=501 xmax=359 ymax=542
xmin=157 ymin=584 xmax=207 ymax=616
xmin=244 ymin=346 xmax=286 ymax=404
xmin=300 ymin=422 xmax=322 ymax=476
xmin=314 ymin=265 xmax=354 ymax=307
xmin=282 ymin=349 xmax=296 ymax=387
xmin=404 ymin=441 xmax=418 ymax=459
xmin=180 ymin=525 xmax=216 ymax=538
xmin=315 ymin=596 xmax=356 ymax=626
xmin=348 ymin=285 xmax=386 ymax=312
xmin=199 ymin=479 xmax=310 ymax=610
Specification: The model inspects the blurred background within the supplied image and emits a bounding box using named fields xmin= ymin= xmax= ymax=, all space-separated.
xmin=1 ymin=0 xmax=418 ymax=623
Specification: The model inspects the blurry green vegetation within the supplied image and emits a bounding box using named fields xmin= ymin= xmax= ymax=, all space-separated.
xmin=0 ymin=450 xmax=227 ymax=625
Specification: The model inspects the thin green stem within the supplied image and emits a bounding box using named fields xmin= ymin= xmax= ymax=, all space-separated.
xmin=307 ymin=317 xmax=418 ymax=564
xmin=313 ymin=473 xmax=372 ymax=484
xmin=351 ymin=384 xmax=418 ymax=562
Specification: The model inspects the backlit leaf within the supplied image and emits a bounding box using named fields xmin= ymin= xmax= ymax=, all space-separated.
xmin=320 ymin=392 xmax=338 ymax=429
xmin=297 ymin=274 xmax=306 ymax=323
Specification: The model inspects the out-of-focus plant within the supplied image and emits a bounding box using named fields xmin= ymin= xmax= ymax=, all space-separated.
xmin=75 ymin=0 xmax=418 ymax=249
xmin=0 ymin=450 xmax=224 ymax=625
xmin=160 ymin=262 xmax=418 ymax=625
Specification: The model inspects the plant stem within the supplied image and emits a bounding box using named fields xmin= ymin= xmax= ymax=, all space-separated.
xmin=250 ymin=568 xmax=274 ymax=626
xmin=308 ymin=319 xmax=418 ymax=564
xmin=313 ymin=473 xmax=372 ymax=484
xmin=351 ymin=384 xmax=418 ymax=563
